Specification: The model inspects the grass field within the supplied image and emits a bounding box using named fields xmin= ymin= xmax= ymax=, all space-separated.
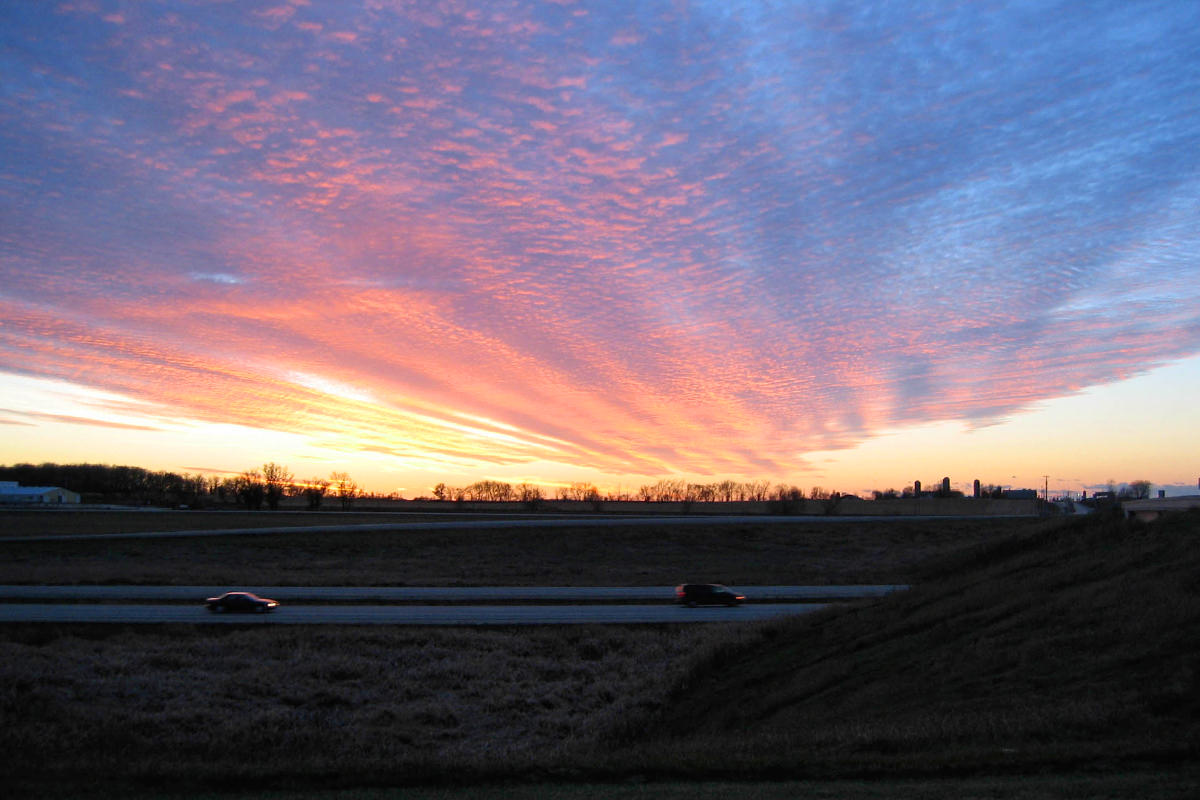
xmin=0 ymin=509 xmax=547 ymax=538
xmin=0 ymin=512 xmax=1031 ymax=585
xmin=2 ymin=509 xmax=1198 ymax=798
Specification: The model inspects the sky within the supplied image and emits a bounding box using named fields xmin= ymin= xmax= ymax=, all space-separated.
xmin=2 ymin=0 xmax=1199 ymax=498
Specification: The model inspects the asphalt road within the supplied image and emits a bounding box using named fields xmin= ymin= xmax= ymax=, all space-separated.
xmin=0 ymin=584 xmax=906 ymax=602
xmin=0 ymin=584 xmax=904 ymax=625
xmin=0 ymin=602 xmax=832 ymax=625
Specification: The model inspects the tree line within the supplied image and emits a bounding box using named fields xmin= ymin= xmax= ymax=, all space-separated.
xmin=223 ymin=464 xmax=360 ymax=511
xmin=0 ymin=462 xmax=360 ymax=510
xmin=4 ymin=461 xmax=1154 ymax=510
xmin=424 ymin=478 xmax=841 ymax=506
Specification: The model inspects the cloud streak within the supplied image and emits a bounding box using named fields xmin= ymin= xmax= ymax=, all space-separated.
xmin=1 ymin=0 xmax=1198 ymax=483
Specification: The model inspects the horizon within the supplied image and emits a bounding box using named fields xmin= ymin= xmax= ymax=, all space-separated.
xmin=1 ymin=457 xmax=1192 ymax=501
xmin=2 ymin=1 xmax=1198 ymax=499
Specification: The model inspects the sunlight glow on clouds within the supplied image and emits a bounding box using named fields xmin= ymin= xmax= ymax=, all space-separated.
xmin=1 ymin=0 xmax=1198 ymax=492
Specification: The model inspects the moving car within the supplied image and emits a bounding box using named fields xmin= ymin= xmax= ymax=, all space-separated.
xmin=675 ymin=583 xmax=745 ymax=607
xmin=205 ymin=591 xmax=279 ymax=613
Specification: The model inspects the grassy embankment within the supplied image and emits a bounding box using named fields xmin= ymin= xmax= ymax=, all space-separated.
xmin=623 ymin=509 xmax=1200 ymax=777
xmin=1 ymin=510 xmax=1198 ymax=797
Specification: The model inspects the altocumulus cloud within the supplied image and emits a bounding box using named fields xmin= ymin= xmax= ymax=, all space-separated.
xmin=0 ymin=0 xmax=1198 ymax=479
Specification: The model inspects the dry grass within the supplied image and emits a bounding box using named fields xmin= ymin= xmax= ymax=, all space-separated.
xmin=0 ymin=509 xmax=547 ymax=538
xmin=0 ymin=514 xmax=1031 ymax=586
xmin=629 ymin=510 xmax=1200 ymax=778
xmin=0 ymin=623 xmax=751 ymax=793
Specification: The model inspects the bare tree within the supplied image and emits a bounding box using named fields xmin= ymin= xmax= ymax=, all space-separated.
xmin=300 ymin=478 xmax=329 ymax=510
xmin=261 ymin=462 xmax=294 ymax=510
xmin=231 ymin=469 xmax=265 ymax=510
xmin=559 ymin=482 xmax=600 ymax=502
xmin=747 ymin=479 xmax=771 ymax=501
xmin=465 ymin=480 xmax=513 ymax=501
xmin=1128 ymin=479 xmax=1153 ymax=500
xmin=515 ymin=483 xmax=543 ymax=508
xmin=329 ymin=471 xmax=359 ymax=510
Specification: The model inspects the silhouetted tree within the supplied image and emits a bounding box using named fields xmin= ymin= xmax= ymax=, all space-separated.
xmin=559 ymin=482 xmax=601 ymax=503
xmin=770 ymin=484 xmax=804 ymax=514
xmin=465 ymin=480 xmax=513 ymax=501
xmin=301 ymin=478 xmax=329 ymax=510
xmin=261 ymin=462 xmax=294 ymax=510
xmin=232 ymin=469 xmax=265 ymax=510
xmin=330 ymin=472 xmax=359 ymax=510
xmin=515 ymin=483 xmax=543 ymax=509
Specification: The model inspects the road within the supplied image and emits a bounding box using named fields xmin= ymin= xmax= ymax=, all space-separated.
xmin=0 ymin=602 xmax=833 ymax=625
xmin=0 ymin=584 xmax=907 ymax=624
xmin=0 ymin=584 xmax=906 ymax=602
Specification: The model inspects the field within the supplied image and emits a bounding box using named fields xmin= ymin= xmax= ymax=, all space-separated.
xmin=0 ymin=511 xmax=1029 ymax=585
xmin=2 ymin=508 xmax=1198 ymax=798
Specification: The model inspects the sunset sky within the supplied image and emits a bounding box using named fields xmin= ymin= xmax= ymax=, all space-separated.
xmin=2 ymin=0 xmax=1198 ymax=498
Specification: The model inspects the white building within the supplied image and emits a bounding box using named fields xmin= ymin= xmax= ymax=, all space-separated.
xmin=0 ymin=481 xmax=81 ymax=505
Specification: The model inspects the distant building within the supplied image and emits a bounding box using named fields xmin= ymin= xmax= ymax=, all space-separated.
xmin=0 ymin=481 xmax=80 ymax=505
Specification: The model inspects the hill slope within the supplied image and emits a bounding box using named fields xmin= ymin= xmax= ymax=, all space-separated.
xmin=627 ymin=510 xmax=1200 ymax=777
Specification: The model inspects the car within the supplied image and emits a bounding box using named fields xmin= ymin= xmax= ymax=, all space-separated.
xmin=205 ymin=591 xmax=279 ymax=613
xmin=675 ymin=583 xmax=745 ymax=607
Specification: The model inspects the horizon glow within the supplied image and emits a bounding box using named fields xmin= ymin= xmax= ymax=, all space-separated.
xmin=2 ymin=1 xmax=1199 ymax=497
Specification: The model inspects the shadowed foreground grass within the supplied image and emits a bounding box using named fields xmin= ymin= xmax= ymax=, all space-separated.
xmin=11 ymin=772 xmax=1200 ymax=800
xmin=2 ymin=511 xmax=1199 ymax=797
xmin=0 ymin=624 xmax=732 ymax=788
xmin=623 ymin=510 xmax=1200 ymax=779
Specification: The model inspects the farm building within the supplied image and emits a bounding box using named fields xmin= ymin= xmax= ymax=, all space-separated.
xmin=0 ymin=481 xmax=81 ymax=505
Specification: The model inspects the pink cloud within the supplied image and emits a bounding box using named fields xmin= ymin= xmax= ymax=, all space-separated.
xmin=5 ymin=1 xmax=1198 ymax=490
xmin=254 ymin=6 xmax=296 ymax=25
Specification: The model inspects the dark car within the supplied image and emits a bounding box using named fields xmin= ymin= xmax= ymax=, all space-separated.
xmin=205 ymin=591 xmax=279 ymax=613
xmin=675 ymin=583 xmax=745 ymax=607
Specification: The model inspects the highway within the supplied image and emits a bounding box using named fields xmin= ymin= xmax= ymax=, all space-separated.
xmin=0 ymin=601 xmax=834 ymax=625
xmin=0 ymin=584 xmax=906 ymax=602
xmin=0 ymin=584 xmax=907 ymax=625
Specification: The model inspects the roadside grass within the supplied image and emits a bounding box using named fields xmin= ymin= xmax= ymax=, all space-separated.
xmin=0 ymin=623 xmax=741 ymax=792
xmin=0 ymin=516 xmax=1032 ymax=586
xmin=13 ymin=771 xmax=1200 ymax=800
